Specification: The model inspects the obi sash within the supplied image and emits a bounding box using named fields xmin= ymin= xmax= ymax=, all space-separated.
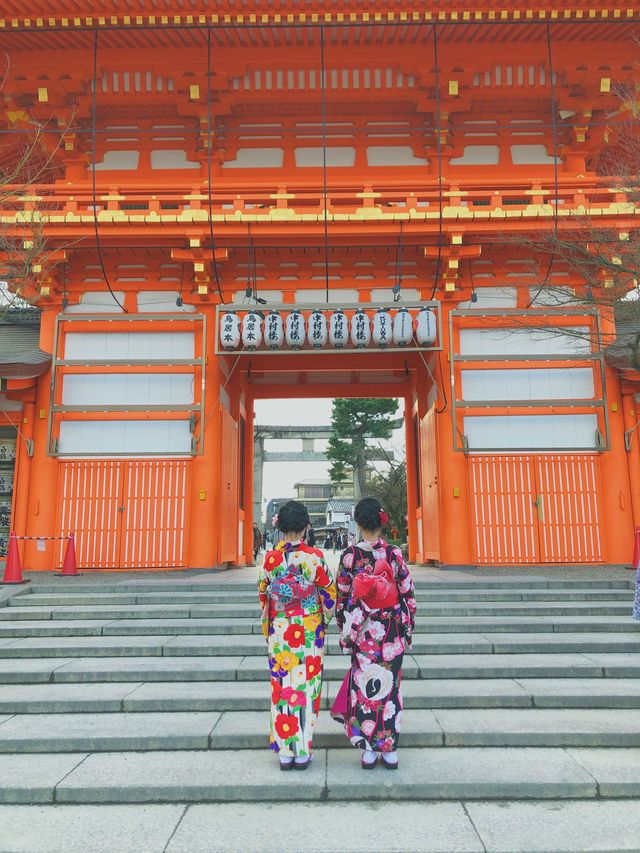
xmin=352 ymin=558 xmax=399 ymax=610
xmin=269 ymin=571 xmax=319 ymax=613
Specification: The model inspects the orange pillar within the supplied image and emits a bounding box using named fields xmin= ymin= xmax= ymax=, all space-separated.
xmin=11 ymin=401 xmax=35 ymax=563
xmin=404 ymin=392 xmax=419 ymax=564
xmin=188 ymin=351 xmax=223 ymax=569
xmin=622 ymin=393 xmax=640 ymax=530
xmin=600 ymin=367 xmax=635 ymax=564
xmin=24 ymin=312 xmax=59 ymax=570
xmin=242 ymin=397 xmax=255 ymax=564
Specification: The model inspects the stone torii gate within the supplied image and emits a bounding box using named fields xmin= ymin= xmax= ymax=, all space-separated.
xmin=254 ymin=424 xmax=395 ymax=524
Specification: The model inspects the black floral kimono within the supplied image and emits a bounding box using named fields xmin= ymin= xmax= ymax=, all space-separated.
xmin=334 ymin=539 xmax=416 ymax=752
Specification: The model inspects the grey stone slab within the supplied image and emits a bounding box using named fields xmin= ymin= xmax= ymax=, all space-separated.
xmin=399 ymin=678 xmax=532 ymax=708
xmin=53 ymin=656 xmax=244 ymax=683
xmin=0 ymin=753 xmax=88 ymax=803
xmin=208 ymin=709 xmax=443 ymax=749
xmin=0 ymin=607 xmax=55 ymax=621
xmin=102 ymin=617 xmax=258 ymax=636
xmin=434 ymin=708 xmax=640 ymax=747
xmin=416 ymin=603 xmax=631 ymax=616
xmin=56 ymin=748 xmax=326 ymax=803
xmin=489 ymin=632 xmax=640 ymax=654
xmin=568 ymin=748 xmax=640 ymax=796
xmin=0 ymin=620 xmax=107 ymax=637
xmin=0 ymin=683 xmax=143 ymax=714
xmin=580 ymin=653 xmax=640 ymax=676
xmin=404 ymin=633 xmax=495 ymax=655
xmin=327 ymin=746 xmax=596 ymax=800
xmin=0 ymin=711 xmax=220 ymax=752
xmin=50 ymin=605 xmax=193 ymax=620
xmin=519 ymin=678 xmax=640 ymax=708
xmin=467 ymin=799 xmax=640 ymax=852
xmin=134 ymin=592 xmax=256 ymax=605
xmin=416 ymin=590 xmax=632 ymax=602
xmin=167 ymin=801 xmax=483 ymax=853
xmin=0 ymin=636 xmax=168 ymax=658
xmin=162 ymin=634 xmax=265 ymax=656
xmin=414 ymin=653 xmax=603 ymax=679
xmin=189 ymin=603 xmax=263 ymax=618
xmin=0 ymin=804 xmax=184 ymax=853
xmin=11 ymin=594 xmax=139 ymax=607
xmin=122 ymin=681 xmax=274 ymax=712
xmin=0 ymin=659 xmax=75 ymax=684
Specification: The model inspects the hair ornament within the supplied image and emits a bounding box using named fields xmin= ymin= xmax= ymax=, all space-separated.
xmin=379 ymin=509 xmax=389 ymax=525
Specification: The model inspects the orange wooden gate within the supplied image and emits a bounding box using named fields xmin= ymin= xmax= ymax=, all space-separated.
xmin=420 ymin=407 xmax=441 ymax=561
xmin=219 ymin=406 xmax=240 ymax=563
xmin=468 ymin=454 xmax=605 ymax=564
xmin=55 ymin=459 xmax=191 ymax=569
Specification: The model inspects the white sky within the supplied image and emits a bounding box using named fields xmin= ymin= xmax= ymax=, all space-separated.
xmin=254 ymin=397 xmax=405 ymax=517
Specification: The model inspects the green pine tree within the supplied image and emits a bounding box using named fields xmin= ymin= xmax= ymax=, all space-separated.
xmin=327 ymin=398 xmax=399 ymax=500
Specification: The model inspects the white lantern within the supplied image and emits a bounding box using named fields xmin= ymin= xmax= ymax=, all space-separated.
xmin=308 ymin=310 xmax=328 ymax=348
xmin=285 ymin=310 xmax=306 ymax=349
xmin=242 ymin=311 xmax=263 ymax=350
xmin=350 ymin=309 xmax=371 ymax=348
xmin=415 ymin=308 xmax=437 ymax=346
xmin=220 ymin=312 xmax=241 ymax=350
xmin=393 ymin=308 xmax=413 ymax=347
xmin=329 ymin=310 xmax=348 ymax=348
xmin=372 ymin=309 xmax=392 ymax=348
xmin=264 ymin=310 xmax=284 ymax=350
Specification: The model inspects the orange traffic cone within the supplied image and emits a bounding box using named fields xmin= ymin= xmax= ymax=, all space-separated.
xmin=2 ymin=532 xmax=29 ymax=585
xmin=55 ymin=533 xmax=82 ymax=577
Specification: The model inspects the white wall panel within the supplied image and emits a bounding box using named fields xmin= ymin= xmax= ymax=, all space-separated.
xmin=461 ymin=368 xmax=595 ymax=401
xmin=66 ymin=292 xmax=125 ymax=313
xmin=463 ymin=414 xmax=598 ymax=449
xmin=58 ymin=420 xmax=191 ymax=455
xmin=64 ymin=332 xmax=195 ymax=360
xmin=366 ymin=146 xmax=428 ymax=166
xmin=459 ymin=327 xmax=591 ymax=356
xmin=62 ymin=374 xmax=194 ymax=406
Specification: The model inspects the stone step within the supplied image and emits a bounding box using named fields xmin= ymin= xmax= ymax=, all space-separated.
xmin=11 ymin=588 xmax=635 ymax=608
xmin=2 ymin=746 xmax=639 ymax=805
xmin=3 ymin=652 xmax=640 ymax=685
xmin=2 ymin=601 xmax=634 ymax=621
xmin=1 ymin=707 xmax=640 ymax=753
xmin=1 ymin=798 xmax=639 ymax=853
xmin=2 ymin=678 xmax=640 ymax=715
xmin=3 ymin=631 xmax=639 ymax=659
xmin=1 ymin=614 xmax=638 ymax=638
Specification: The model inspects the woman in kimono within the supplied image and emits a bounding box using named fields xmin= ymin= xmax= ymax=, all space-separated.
xmin=258 ymin=500 xmax=336 ymax=771
xmin=334 ymin=497 xmax=416 ymax=770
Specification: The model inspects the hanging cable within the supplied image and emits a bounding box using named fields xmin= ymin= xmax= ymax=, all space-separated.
xmin=429 ymin=24 xmax=444 ymax=301
xmin=320 ymin=25 xmax=330 ymax=305
xmin=91 ymin=30 xmax=126 ymax=312
xmin=526 ymin=23 xmax=560 ymax=308
xmin=206 ymin=26 xmax=225 ymax=304
xmin=393 ymin=222 xmax=404 ymax=302
xmin=468 ymin=257 xmax=478 ymax=303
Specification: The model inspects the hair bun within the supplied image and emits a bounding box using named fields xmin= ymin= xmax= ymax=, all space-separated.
xmin=276 ymin=500 xmax=310 ymax=534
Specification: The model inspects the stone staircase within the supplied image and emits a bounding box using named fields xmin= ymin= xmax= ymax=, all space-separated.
xmin=0 ymin=572 xmax=640 ymax=852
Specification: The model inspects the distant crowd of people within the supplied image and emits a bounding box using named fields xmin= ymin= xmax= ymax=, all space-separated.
xmin=253 ymin=521 xmax=356 ymax=560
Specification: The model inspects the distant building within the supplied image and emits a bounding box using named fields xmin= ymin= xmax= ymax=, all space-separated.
xmin=294 ymin=479 xmax=333 ymax=530
xmin=326 ymin=498 xmax=354 ymax=530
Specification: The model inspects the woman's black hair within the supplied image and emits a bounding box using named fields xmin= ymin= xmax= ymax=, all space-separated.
xmin=277 ymin=500 xmax=310 ymax=534
xmin=354 ymin=497 xmax=384 ymax=532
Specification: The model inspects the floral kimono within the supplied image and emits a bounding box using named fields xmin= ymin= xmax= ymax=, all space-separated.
xmin=258 ymin=541 xmax=336 ymax=758
xmin=634 ymin=569 xmax=640 ymax=621
xmin=334 ymin=539 xmax=416 ymax=752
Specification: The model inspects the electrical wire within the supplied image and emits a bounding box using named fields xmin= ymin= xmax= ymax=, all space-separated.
xmin=206 ymin=26 xmax=225 ymax=304
xmin=91 ymin=30 xmax=127 ymax=312
xmin=429 ymin=23 xmax=444 ymax=301
xmin=526 ymin=23 xmax=560 ymax=309
xmin=393 ymin=222 xmax=404 ymax=302
xmin=319 ymin=25 xmax=330 ymax=305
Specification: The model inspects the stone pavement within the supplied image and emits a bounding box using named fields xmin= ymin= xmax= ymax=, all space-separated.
xmin=0 ymin=566 xmax=639 ymax=852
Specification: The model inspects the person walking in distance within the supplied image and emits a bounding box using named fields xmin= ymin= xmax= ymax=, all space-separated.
xmin=333 ymin=497 xmax=416 ymax=770
xmin=258 ymin=501 xmax=336 ymax=771
xmin=252 ymin=522 xmax=263 ymax=562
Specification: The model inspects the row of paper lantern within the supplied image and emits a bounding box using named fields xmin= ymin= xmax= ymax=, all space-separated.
xmin=219 ymin=307 xmax=437 ymax=351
